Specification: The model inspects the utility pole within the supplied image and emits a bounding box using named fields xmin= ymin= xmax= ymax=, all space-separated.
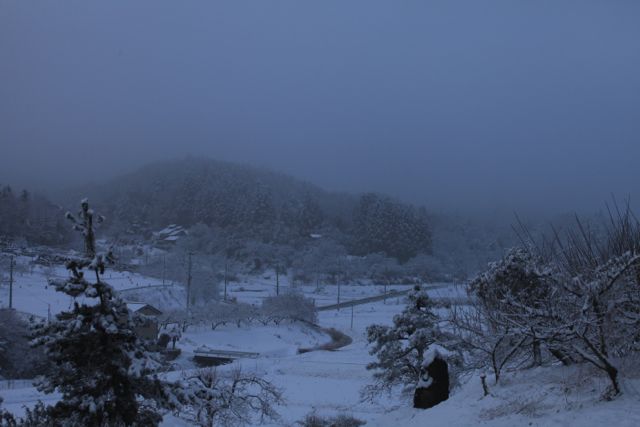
xmin=186 ymin=252 xmax=193 ymax=312
xmin=384 ymin=280 xmax=387 ymax=304
xmin=336 ymin=257 xmax=342 ymax=310
xmin=162 ymin=254 xmax=166 ymax=286
xmin=350 ymin=303 xmax=354 ymax=330
xmin=276 ymin=266 xmax=280 ymax=296
xmin=9 ymin=256 xmax=14 ymax=309
xmin=224 ymin=260 xmax=228 ymax=300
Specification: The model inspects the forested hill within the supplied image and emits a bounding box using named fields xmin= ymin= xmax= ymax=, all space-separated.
xmin=2 ymin=158 xmax=516 ymax=279
xmin=64 ymin=158 xmax=433 ymax=263
xmin=0 ymin=185 xmax=69 ymax=246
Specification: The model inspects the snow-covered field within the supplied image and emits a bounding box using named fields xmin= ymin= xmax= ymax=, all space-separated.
xmin=0 ymin=260 xmax=179 ymax=319
xmin=2 ymin=259 xmax=639 ymax=426
xmin=223 ymin=270 xmax=465 ymax=309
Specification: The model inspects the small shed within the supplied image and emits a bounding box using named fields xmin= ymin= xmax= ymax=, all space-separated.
xmin=126 ymin=302 xmax=163 ymax=341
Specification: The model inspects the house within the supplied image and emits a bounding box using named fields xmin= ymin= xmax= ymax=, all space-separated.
xmin=152 ymin=224 xmax=187 ymax=248
xmin=126 ymin=302 xmax=163 ymax=341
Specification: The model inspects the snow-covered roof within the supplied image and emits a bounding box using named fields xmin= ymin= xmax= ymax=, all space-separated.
xmin=125 ymin=302 xmax=163 ymax=315
xmin=158 ymin=224 xmax=180 ymax=234
xmin=152 ymin=224 xmax=187 ymax=243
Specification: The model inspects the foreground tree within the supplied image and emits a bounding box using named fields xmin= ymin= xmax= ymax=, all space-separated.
xmin=32 ymin=199 xmax=176 ymax=426
xmin=450 ymin=247 xmax=555 ymax=384
xmin=460 ymin=205 xmax=640 ymax=397
xmin=363 ymin=286 xmax=455 ymax=399
xmin=180 ymin=367 xmax=283 ymax=427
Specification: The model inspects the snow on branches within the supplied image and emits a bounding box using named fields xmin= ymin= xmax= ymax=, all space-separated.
xmin=461 ymin=209 xmax=640 ymax=397
xmin=32 ymin=199 xmax=177 ymax=426
xmin=179 ymin=367 xmax=284 ymax=427
xmin=363 ymin=286 xmax=456 ymax=399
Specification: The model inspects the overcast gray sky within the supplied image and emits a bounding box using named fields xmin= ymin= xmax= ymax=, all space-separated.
xmin=1 ymin=1 xmax=639 ymax=213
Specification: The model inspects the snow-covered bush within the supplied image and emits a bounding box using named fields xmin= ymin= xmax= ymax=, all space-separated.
xmin=260 ymin=293 xmax=318 ymax=325
xmin=158 ymin=323 xmax=182 ymax=349
xmin=455 ymin=247 xmax=554 ymax=380
xmin=0 ymin=309 xmax=47 ymax=379
xmin=163 ymin=300 xmax=258 ymax=332
xmin=462 ymin=206 xmax=640 ymax=397
xmin=297 ymin=412 xmax=365 ymax=427
xmin=200 ymin=301 xmax=245 ymax=330
xmin=179 ymin=367 xmax=283 ymax=427
xmin=31 ymin=199 xmax=178 ymax=425
xmin=363 ymin=286 xmax=456 ymax=399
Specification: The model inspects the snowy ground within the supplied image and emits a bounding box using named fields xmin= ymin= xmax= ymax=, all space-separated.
xmin=2 ymin=259 xmax=639 ymax=426
xmin=159 ymin=295 xmax=409 ymax=426
xmin=369 ymin=364 xmax=640 ymax=427
xmin=223 ymin=271 xmax=464 ymax=307
xmin=0 ymin=260 xmax=179 ymax=319
xmin=0 ymin=259 xmax=463 ymax=317
xmin=179 ymin=323 xmax=329 ymax=362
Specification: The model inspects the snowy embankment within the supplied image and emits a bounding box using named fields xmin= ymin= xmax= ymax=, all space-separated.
xmin=179 ymin=323 xmax=329 ymax=362
xmin=370 ymin=363 xmax=640 ymax=427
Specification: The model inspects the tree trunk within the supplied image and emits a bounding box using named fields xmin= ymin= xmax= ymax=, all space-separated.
xmin=532 ymin=339 xmax=542 ymax=366
xmin=605 ymin=363 xmax=620 ymax=397
xmin=480 ymin=373 xmax=490 ymax=397
xmin=549 ymin=348 xmax=574 ymax=366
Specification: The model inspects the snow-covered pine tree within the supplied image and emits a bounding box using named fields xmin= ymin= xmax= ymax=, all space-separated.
xmin=0 ymin=397 xmax=16 ymax=427
xmin=0 ymin=308 xmax=46 ymax=380
xmin=363 ymin=286 xmax=454 ymax=399
xmin=32 ymin=199 xmax=176 ymax=426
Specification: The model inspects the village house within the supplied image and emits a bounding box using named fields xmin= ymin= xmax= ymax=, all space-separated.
xmin=126 ymin=302 xmax=163 ymax=341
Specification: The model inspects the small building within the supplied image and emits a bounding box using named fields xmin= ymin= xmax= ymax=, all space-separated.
xmin=126 ymin=302 xmax=163 ymax=341
xmin=152 ymin=224 xmax=187 ymax=248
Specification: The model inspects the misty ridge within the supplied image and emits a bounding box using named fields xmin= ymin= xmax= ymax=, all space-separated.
xmin=2 ymin=156 xmax=516 ymax=283
xmin=2 ymin=1 xmax=640 ymax=427
xmin=0 ymin=155 xmax=634 ymax=285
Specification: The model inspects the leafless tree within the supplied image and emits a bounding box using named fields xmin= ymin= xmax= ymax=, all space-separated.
xmin=180 ymin=367 xmax=283 ymax=427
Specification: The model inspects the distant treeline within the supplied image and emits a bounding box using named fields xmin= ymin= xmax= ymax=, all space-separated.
xmin=0 ymin=185 xmax=70 ymax=246
xmin=4 ymin=158 xmax=516 ymax=280
xmin=70 ymin=158 xmax=434 ymax=263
